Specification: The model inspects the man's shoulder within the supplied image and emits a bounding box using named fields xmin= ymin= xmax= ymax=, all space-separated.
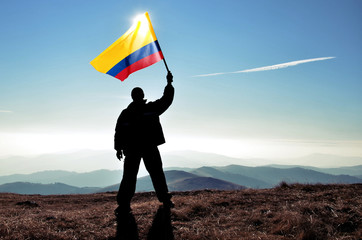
xmin=118 ymin=108 xmax=130 ymax=120
xmin=120 ymin=108 xmax=128 ymax=115
xmin=123 ymin=102 xmax=136 ymax=113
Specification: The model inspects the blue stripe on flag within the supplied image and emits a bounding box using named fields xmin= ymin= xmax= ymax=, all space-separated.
xmin=107 ymin=40 xmax=161 ymax=77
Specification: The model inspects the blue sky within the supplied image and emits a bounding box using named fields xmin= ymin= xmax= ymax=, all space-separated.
xmin=1 ymin=0 xmax=362 ymax=161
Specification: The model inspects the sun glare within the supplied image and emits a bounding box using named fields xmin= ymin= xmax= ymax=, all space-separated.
xmin=130 ymin=13 xmax=151 ymax=37
xmin=132 ymin=14 xmax=145 ymax=25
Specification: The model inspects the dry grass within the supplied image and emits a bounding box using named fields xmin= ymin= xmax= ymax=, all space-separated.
xmin=0 ymin=184 xmax=361 ymax=239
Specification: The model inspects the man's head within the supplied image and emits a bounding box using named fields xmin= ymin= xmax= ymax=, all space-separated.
xmin=131 ymin=87 xmax=145 ymax=102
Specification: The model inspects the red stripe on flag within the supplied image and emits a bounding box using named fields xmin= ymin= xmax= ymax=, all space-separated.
xmin=115 ymin=51 xmax=164 ymax=81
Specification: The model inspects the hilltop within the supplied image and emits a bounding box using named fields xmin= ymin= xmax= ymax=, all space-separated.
xmin=0 ymin=184 xmax=361 ymax=239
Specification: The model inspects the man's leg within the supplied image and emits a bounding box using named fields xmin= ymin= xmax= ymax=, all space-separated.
xmin=143 ymin=147 xmax=173 ymax=206
xmin=117 ymin=153 xmax=141 ymax=212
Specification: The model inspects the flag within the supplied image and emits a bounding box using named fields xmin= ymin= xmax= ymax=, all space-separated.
xmin=90 ymin=12 xmax=164 ymax=81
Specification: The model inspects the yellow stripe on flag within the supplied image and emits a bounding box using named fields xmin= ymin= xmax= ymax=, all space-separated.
xmin=90 ymin=12 xmax=158 ymax=74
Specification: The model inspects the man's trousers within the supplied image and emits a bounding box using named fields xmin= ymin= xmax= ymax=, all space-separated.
xmin=117 ymin=146 xmax=170 ymax=209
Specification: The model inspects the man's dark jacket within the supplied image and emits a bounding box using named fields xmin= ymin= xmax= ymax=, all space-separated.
xmin=114 ymin=84 xmax=174 ymax=152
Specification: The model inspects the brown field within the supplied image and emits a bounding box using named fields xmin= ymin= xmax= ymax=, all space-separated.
xmin=0 ymin=183 xmax=361 ymax=240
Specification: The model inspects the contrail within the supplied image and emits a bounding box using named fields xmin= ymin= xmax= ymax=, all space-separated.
xmin=0 ymin=110 xmax=12 ymax=113
xmin=194 ymin=57 xmax=335 ymax=77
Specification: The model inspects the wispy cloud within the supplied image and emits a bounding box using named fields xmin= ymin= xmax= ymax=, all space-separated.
xmin=0 ymin=110 xmax=13 ymax=113
xmin=194 ymin=57 xmax=335 ymax=77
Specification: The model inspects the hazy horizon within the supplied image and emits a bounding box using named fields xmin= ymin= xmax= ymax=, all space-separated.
xmin=1 ymin=149 xmax=361 ymax=177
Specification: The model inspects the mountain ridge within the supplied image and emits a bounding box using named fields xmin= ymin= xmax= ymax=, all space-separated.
xmin=0 ymin=165 xmax=361 ymax=195
xmin=0 ymin=169 xmax=122 ymax=187
xmin=1 ymin=150 xmax=361 ymax=176
xmin=0 ymin=182 xmax=98 ymax=195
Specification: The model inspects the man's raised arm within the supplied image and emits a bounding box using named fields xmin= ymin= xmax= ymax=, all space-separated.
xmin=149 ymin=72 xmax=175 ymax=115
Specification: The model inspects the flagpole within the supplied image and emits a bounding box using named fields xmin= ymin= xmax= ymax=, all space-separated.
xmin=162 ymin=56 xmax=170 ymax=73
xmin=156 ymin=38 xmax=170 ymax=73
xmin=159 ymin=42 xmax=172 ymax=82
xmin=157 ymin=40 xmax=170 ymax=73
xmin=145 ymin=12 xmax=170 ymax=74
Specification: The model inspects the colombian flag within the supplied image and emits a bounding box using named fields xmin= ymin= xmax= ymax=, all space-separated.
xmin=90 ymin=12 xmax=164 ymax=81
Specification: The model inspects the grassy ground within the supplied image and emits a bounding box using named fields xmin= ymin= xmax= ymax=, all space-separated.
xmin=0 ymin=183 xmax=361 ymax=239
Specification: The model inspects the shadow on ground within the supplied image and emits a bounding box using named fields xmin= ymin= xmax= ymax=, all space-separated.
xmin=115 ymin=206 xmax=174 ymax=240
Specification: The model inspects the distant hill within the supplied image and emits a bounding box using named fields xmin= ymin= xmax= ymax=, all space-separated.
xmin=1 ymin=150 xmax=361 ymax=184
xmin=192 ymin=167 xmax=269 ymax=188
xmin=162 ymin=151 xmax=254 ymax=168
xmin=168 ymin=176 xmax=244 ymax=191
xmin=107 ymin=170 xmax=245 ymax=193
xmin=0 ymin=165 xmax=361 ymax=195
xmin=0 ymin=182 xmax=98 ymax=195
xmin=165 ymin=170 xmax=200 ymax=183
xmin=0 ymin=150 xmax=121 ymax=175
xmin=214 ymin=165 xmax=362 ymax=186
xmin=165 ymin=170 xmax=245 ymax=191
xmin=267 ymin=164 xmax=362 ymax=177
xmin=290 ymin=153 xmax=362 ymax=168
xmin=103 ymin=175 xmax=245 ymax=193
xmin=0 ymin=169 xmax=122 ymax=187
xmin=163 ymin=151 xmax=362 ymax=168
xmin=3 ymin=150 xmax=361 ymax=176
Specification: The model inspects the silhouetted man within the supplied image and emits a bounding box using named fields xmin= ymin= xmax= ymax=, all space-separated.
xmin=114 ymin=72 xmax=174 ymax=215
